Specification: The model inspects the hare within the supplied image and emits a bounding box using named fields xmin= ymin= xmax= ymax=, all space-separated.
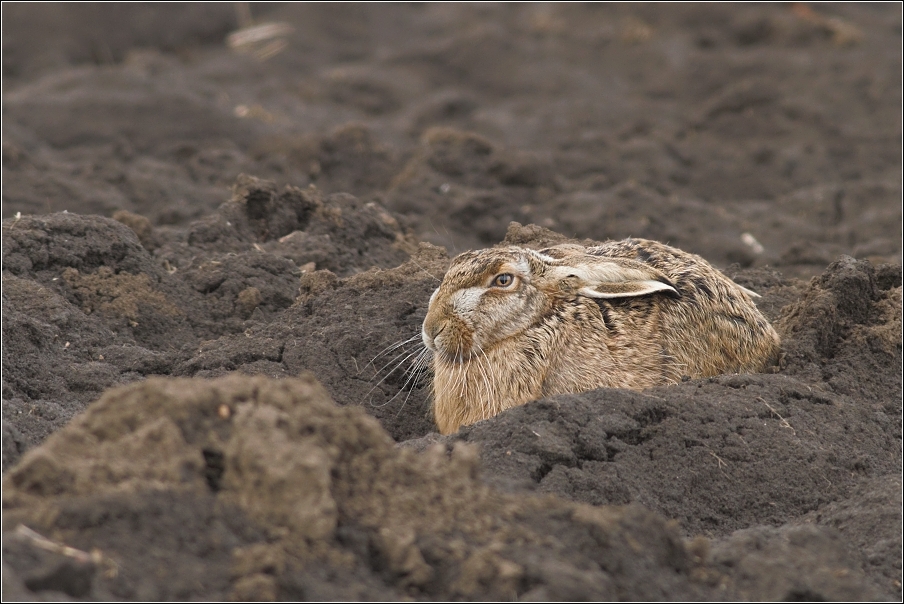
xmin=421 ymin=238 xmax=780 ymax=434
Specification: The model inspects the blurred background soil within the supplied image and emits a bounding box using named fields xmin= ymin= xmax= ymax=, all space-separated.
xmin=2 ymin=3 xmax=901 ymax=601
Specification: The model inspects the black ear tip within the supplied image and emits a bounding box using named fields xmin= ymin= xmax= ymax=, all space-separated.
xmin=658 ymin=277 xmax=681 ymax=299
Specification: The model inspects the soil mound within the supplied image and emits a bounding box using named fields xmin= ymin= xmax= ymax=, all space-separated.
xmin=0 ymin=375 xmax=883 ymax=601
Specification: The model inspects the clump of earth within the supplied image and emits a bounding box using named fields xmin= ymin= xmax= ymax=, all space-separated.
xmin=2 ymin=4 xmax=901 ymax=600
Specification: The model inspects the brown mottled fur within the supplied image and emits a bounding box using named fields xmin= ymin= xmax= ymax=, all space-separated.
xmin=422 ymin=238 xmax=781 ymax=434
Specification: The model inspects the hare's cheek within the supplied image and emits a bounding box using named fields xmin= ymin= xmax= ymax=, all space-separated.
xmin=481 ymin=294 xmax=536 ymax=340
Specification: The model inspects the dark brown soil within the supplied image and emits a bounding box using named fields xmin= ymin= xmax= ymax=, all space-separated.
xmin=2 ymin=3 xmax=901 ymax=601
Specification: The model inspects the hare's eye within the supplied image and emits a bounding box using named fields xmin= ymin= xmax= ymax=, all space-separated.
xmin=492 ymin=273 xmax=514 ymax=288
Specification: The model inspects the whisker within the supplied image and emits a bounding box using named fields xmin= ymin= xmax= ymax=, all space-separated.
xmin=369 ymin=340 xmax=422 ymax=380
xmin=474 ymin=344 xmax=493 ymax=419
xmin=443 ymin=224 xmax=458 ymax=254
xmin=367 ymin=334 xmax=421 ymax=371
xmin=408 ymin=255 xmax=442 ymax=283
xmin=394 ymin=348 xmax=431 ymax=418
xmin=456 ymin=350 xmax=465 ymax=401
xmin=469 ymin=345 xmax=482 ymax=415
xmin=366 ymin=346 xmax=424 ymax=406
xmin=398 ymin=348 xmax=429 ymax=392
xmin=427 ymin=217 xmax=460 ymax=255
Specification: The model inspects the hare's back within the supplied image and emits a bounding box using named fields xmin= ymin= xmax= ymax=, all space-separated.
xmin=584 ymin=238 xmax=780 ymax=377
xmin=585 ymin=238 xmax=724 ymax=287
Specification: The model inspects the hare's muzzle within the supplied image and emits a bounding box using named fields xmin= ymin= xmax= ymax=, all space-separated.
xmin=422 ymin=311 xmax=474 ymax=363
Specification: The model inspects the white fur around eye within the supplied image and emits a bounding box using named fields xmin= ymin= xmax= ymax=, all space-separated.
xmin=429 ymin=288 xmax=439 ymax=306
xmin=450 ymin=287 xmax=484 ymax=314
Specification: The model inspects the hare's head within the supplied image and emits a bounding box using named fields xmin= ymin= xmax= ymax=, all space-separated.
xmin=421 ymin=246 xmax=678 ymax=364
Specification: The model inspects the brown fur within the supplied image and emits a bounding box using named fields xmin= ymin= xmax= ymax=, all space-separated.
xmin=422 ymin=238 xmax=781 ymax=434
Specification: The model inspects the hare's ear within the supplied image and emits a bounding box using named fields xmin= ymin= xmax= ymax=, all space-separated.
xmin=579 ymin=281 xmax=679 ymax=299
xmin=547 ymin=258 xmax=680 ymax=300
xmin=735 ymin=284 xmax=761 ymax=298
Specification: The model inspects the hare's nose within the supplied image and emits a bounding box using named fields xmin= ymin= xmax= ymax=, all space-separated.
xmin=423 ymin=320 xmax=445 ymax=343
